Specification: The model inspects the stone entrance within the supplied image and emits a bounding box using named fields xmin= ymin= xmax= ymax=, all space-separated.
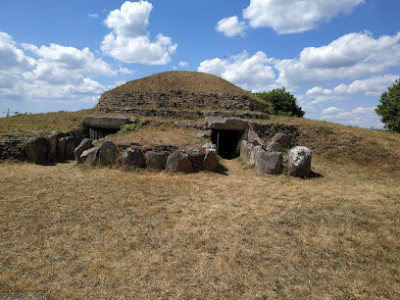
xmin=83 ymin=115 xmax=133 ymax=140
xmin=205 ymin=117 xmax=248 ymax=159
xmin=211 ymin=130 xmax=241 ymax=159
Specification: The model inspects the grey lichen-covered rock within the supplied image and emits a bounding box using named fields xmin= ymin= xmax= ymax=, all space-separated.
xmin=202 ymin=148 xmax=218 ymax=171
xmin=65 ymin=136 xmax=76 ymax=160
xmin=145 ymin=151 xmax=168 ymax=171
xmin=240 ymin=140 xmax=262 ymax=167
xmin=287 ymin=146 xmax=312 ymax=178
xmin=98 ymin=140 xmax=119 ymax=166
xmin=255 ymin=150 xmax=283 ymax=175
xmin=271 ymin=132 xmax=291 ymax=148
xmin=236 ymin=126 xmax=263 ymax=153
xmin=188 ymin=146 xmax=206 ymax=171
xmin=166 ymin=150 xmax=193 ymax=173
xmin=47 ymin=134 xmax=58 ymax=162
xmin=25 ymin=136 xmax=48 ymax=164
xmin=205 ymin=117 xmax=248 ymax=131
xmin=266 ymin=142 xmax=283 ymax=152
xmin=57 ymin=137 xmax=66 ymax=161
xmin=81 ymin=147 xmax=100 ymax=166
xmin=82 ymin=115 xmax=132 ymax=130
xmin=121 ymin=146 xmax=145 ymax=168
xmin=74 ymin=138 xmax=93 ymax=162
xmin=202 ymin=143 xmax=217 ymax=150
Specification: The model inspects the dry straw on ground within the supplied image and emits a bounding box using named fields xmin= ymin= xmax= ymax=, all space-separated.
xmin=1 ymin=117 xmax=400 ymax=299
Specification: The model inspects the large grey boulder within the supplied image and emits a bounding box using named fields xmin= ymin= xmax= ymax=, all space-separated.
xmin=145 ymin=151 xmax=168 ymax=171
xmin=47 ymin=134 xmax=58 ymax=162
xmin=202 ymin=148 xmax=218 ymax=171
xmin=57 ymin=137 xmax=66 ymax=161
xmin=255 ymin=150 xmax=283 ymax=175
xmin=266 ymin=142 xmax=283 ymax=153
xmin=121 ymin=146 xmax=145 ymax=168
xmin=98 ymin=140 xmax=119 ymax=166
xmin=271 ymin=132 xmax=290 ymax=148
xmin=74 ymin=138 xmax=93 ymax=162
xmin=188 ymin=146 xmax=206 ymax=171
xmin=166 ymin=150 xmax=193 ymax=173
xmin=287 ymin=146 xmax=312 ymax=178
xmin=82 ymin=115 xmax=132 ymax=130
xmin=65 ymin=136 xmax=75 ymax=160
xmin=81 ymin=147 xmax=100 ymax=166
xmin=202 ymin=143 xmax=217 ymax=150
xmin=240 ymin=140 xmax=262 ymax=166
xmin=236 ymin=126 xmax=263 ymax=153
xmin=25 ymin=136 xmax=48 ymax=164
xmin=205 ymin=117 xmax=248 ymax=131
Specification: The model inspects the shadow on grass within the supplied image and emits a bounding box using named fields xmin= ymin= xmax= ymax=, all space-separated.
xmin=213 ymin=161 xmax=229 ymax=175
xmin=304 ymin=170 xmax=323 ymax=179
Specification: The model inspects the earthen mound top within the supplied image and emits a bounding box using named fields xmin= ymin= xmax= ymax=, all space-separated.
xmin=95 ymin=71 xmax=271 ymax=119
xmin=113 ymin=71 xmax=247 ymax=94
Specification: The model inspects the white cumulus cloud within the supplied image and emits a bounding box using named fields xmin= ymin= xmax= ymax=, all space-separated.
xmin=243 ymin=0 xmax=364 ymax=34
xmin=178 ymin=61 xmax=188 ymax=67
xmin=101 ymin=1 xmax=177 ymax=65
xmin=0 ymin=31 xmax=114 ymax=105
xmin=276 ymin=32 xmax=400 ymax=88
xmin=307 ymin=74 xmax=399 ymax=104
xmin=322 ymin=106 xmax=383 ymax=128
xmin=198 ymin=51 xmax=276 ymax=91
xmin=216 ymin=16 xmax=246 ymax=37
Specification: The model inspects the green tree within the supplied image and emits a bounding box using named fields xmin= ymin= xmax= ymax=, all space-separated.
xmin=376 ymin=79 xmax=400 ymax=132
xmin=253 ymin=88 xmax=305 ymax=117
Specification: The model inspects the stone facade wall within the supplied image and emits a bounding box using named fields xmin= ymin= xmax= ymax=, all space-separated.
xmin=98 ymin=106 xmax=269 ymax=120
xmin=250 ymin=122 xmax=299 ymax=147
xmin=95 ymin=91 xmax=270 ymax=118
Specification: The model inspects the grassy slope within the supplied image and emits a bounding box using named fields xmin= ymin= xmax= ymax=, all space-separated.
xmin=1 ymin=113 xmax=400 ymax=299
xmin=113 ymin=71 xmax=249 ymax=94
xmin=0 ymin=109 xmax=93 ymax=141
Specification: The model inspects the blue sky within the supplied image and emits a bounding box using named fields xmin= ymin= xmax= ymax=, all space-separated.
xmin=0 ymin=0 xmax=399 ymax=128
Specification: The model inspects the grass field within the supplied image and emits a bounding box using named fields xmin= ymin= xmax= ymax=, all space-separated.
xmin=1 ymin=114 xmax=400 ymax=299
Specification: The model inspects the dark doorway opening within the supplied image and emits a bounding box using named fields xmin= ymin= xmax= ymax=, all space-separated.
xmin=89 ymin=128 xmax=119 ymax=140
xmin=211 ymin=130 xmax=242 ymax=159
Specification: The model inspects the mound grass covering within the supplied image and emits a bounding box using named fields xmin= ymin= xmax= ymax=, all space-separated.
xmin=113 ymin=71 xmax=249 ymax=94
xmin=0 ymin=109 xmax=93 ymax=141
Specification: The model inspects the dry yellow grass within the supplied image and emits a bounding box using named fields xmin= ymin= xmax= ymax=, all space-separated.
xmin=0 ymin=109 xmax=93 ymax=141
xmin=1 ymin=148 xmax=400 ymax=299
xmin=113 ymin=71 xmax=249 ymax=95
xmin=1 ymin=115 xmax=400 ymax=299
xmin=109 ymin=124 xmax=207 ymax=149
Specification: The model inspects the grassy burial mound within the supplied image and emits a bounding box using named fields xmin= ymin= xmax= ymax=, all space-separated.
xmin=95 ymin=71 xmax=271 ymax=119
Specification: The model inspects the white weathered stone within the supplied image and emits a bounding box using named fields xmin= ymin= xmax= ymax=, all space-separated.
xmin=287 ymin=146 xmax=312 ymax=177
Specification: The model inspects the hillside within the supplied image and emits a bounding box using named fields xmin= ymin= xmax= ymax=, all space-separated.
xmin=113 ymin=71 xmax=248 ymax=94
xmin=1 ymin=112 xmax=400 ymax=299
xmin=95 ymin=71 xmax=271 ymax=118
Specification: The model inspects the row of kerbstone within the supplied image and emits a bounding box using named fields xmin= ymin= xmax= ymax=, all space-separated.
xmin=75 ymin=139 xmax=218 ymax=173
xmin=24 ymin=128 xmax=86 ymax=164
xmin=240 ymin=131 xmax=312 ymax=178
